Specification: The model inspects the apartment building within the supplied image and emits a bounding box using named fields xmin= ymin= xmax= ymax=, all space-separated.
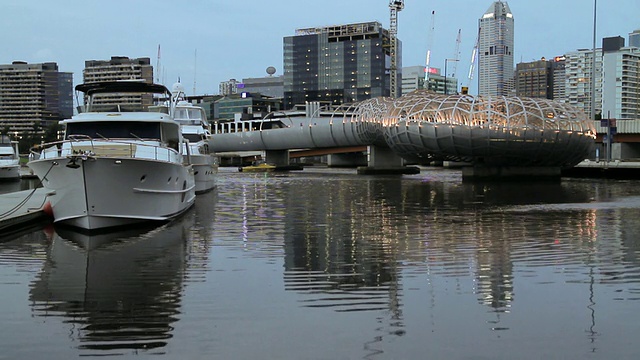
xmin=82 ymin=56 xmax=154 ymax=108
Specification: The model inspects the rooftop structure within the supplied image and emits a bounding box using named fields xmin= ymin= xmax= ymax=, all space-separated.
xmin=628 ymin=29 xmax=640 ymax=48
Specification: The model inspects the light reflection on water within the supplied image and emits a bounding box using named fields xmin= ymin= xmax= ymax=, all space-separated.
xmin=1 ymin=167 xmax=640 ymax=359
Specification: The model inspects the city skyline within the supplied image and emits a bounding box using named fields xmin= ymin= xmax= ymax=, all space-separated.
xmin=2 ymin=0 xmax=639 ymax=96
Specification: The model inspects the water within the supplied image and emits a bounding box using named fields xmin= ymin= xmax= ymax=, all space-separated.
xmin=1 ymin=167 xmax=639 ymax=359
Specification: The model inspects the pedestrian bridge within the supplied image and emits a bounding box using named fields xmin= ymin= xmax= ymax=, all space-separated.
xmin=210 ymin=90 xmax=596 ymax=175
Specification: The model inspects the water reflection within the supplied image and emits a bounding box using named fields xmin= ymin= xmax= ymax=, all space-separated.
xmin=221 ymin=171 xmax=640 ymax=356
xmin=28 ymin=213 xmax=194 ymax=356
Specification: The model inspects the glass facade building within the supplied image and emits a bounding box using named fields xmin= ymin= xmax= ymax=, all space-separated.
xmin=283 ymin=21 xmax=397 ymax=110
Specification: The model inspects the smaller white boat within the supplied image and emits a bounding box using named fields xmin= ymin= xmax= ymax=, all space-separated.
xmin=165 ymin=83 xmax=218 ymax=194
xmin=0 ymin=136 xmax=20 ymax=181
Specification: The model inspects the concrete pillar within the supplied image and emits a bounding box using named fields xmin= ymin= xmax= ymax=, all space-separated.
xmin=357 ymin=145 xmax=419 ymax=175
xmin=265 ymin=150 xmax=290 ymax=166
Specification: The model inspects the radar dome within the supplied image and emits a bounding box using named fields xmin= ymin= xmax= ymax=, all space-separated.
xmin=172 ymin=82 xmax=185 ymax=94
xmin=266 ymin=66 xmax=276 ymax=76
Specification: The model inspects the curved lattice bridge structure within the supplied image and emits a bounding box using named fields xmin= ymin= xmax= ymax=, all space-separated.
xmin=211 ymin=90 xmax=596 ymax=178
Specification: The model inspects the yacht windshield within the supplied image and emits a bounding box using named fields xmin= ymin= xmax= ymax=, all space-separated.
xmin=65 ymin=121 xmax=161 ymax=140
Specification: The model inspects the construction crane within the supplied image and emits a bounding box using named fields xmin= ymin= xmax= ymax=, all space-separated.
xmin=463 ymin=27 xmax=480 ymax=94
xmin=450 ymin=29 xmax=462 ymax=78
xmin=389 ymin=0 xmax=404 ymax=98
xmin=423 ymin=10 xmax=436 ymax=86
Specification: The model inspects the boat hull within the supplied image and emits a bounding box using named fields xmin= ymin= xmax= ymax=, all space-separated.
xmin=0 ymin=164 xmax=20 ymax=181
xmin=28 ymin=157 xmax=195 ymax=231
xmin=191 ymin=154 xmax=218 ymax=194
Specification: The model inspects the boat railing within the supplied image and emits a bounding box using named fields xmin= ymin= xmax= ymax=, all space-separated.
xmin=30 ymin=137 xmax=185 ymax=164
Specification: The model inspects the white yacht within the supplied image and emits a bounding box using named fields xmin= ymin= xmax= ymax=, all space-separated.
xmin=27 ymin=81 xmax=196 ymax=231
xmin=168 ymin=83 xmax=218 ymax=194
xmin=0 ymin=136 xmax=20 ymax=181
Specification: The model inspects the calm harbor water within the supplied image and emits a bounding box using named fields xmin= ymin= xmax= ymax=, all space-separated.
xmin=1 ymin=166 xmax=639 ymax=359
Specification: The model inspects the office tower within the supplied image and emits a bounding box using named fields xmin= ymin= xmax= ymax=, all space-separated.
xmin=601 ymin=37 xmax=640 ymax=120
xmin=478 ymin=1 xmax=514 ymax=97
xmin=564 ymin=48 xmax=603 ymax=118
xmin=515 ymin=59 xmax=552 ymax=98
xmin=83 ymin=57 xmax=154 ymax=108
xmin=629 ymin=29 xmax=640 ymax=48
xmin=283 ymin=21 xmax=397 ymax=109
xmin=0 ymin=61 xmax=73 ymax=134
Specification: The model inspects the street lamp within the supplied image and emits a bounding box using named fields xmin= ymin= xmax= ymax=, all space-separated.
xmin=444 ymin=58 xmax=459 ymax=95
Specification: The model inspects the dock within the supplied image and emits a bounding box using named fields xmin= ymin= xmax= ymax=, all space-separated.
xmin=0 ymin=188 xmax=51 ymax=238
xmin=562 ymin=160 xmax=640 ymax=179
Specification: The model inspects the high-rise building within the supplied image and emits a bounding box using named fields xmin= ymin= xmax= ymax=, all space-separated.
xmin=83 ymin=57 xmax=154 ymax=108
xmin=601 ymin=37 xmax=640 ymax=120
xmin=629 ymin=29 xmax=640 ymax=48
xmin=478 ymin=1 xmax=514 ymax=97
xmin=283 ymin=21 xmax=396 ymax=109
xmin=0 ymin=61 xmax=73 ymax=134
xmin=564 ymin=48 xmax=603 ymax=118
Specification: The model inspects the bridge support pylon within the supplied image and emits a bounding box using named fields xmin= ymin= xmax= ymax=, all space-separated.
xmin=357 ymin=145 xmax=420 ymax=175
xmin=265 ymin=150 xmax=303 ymax=171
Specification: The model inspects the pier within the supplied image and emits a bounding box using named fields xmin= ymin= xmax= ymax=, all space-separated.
xmin=0 ymin=188 xmax=51 ymax=238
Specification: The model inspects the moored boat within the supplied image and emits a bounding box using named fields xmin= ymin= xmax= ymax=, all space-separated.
xmin=0 ymin=136 xmax=20 ymax=181
xmin=27 ymin=81 xmax=196 ymax=231
xmin=169 ymin=83 xmax=218 ymax=193
xmin=238 ymin=160 xmax=276 ymax=173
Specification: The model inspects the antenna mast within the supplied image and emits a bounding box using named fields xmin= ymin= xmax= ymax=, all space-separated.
xmin=193 ymin=49 xmax=197 ymax=95
xmin=155 ymin=44 xmax=161 ymax=83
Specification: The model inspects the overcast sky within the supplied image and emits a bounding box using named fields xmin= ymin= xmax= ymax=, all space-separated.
xmin=2 ymin=0 xmax=639 ymax=96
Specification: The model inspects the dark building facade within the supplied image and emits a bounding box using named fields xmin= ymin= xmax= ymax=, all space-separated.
xmin=515 ymin=59 xmax=552 ymax=99
xmin=283 ymin=21 xmax=397 ymax=110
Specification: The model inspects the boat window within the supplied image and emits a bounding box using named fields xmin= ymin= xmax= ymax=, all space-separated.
xmin=188 ymin=109 xmax=202 ymax=120
xmin=66 ymin=121 xmax=162 ymax=140
xmin=175 ymin=109 xmax=189 ymax=120
xmin=161 ymin=123 xmax=181 ymax=151
xmin=183 ymin=133 xmax=203 ymax=142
